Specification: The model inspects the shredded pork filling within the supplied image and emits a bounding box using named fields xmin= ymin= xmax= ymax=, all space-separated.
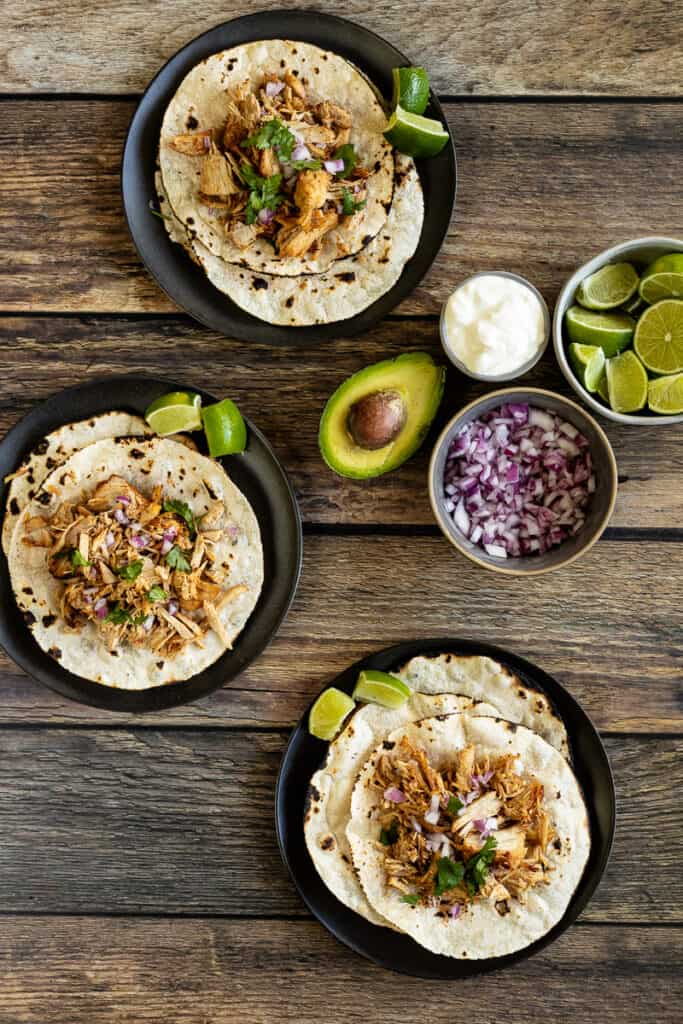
xmin=373 ymin=737 xmax=556 ymax=916
xmin=21 ymin=475 xmax=247 ymax=659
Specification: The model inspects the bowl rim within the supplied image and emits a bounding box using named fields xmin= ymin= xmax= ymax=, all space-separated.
xmin=439 ymin=270 xmax=550 ymax=383
xmin=428 ymin=386 xmax=619 ymax=576
xmin=553 ymin=235 xmax=683 ymax=426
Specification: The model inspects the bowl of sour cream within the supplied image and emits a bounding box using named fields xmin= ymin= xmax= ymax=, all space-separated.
xmin=440 ymin=272 xmax=550 ymax=382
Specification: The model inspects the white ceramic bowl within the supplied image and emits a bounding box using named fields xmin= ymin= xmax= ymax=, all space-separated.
xmin=553 ymin=236 xmax=683 ymax=425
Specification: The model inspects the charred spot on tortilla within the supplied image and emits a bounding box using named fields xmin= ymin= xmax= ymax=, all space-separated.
xmin=518 ymin=689 xmax=527 ymax=698
xmin=252 ymin=278 xmax=268 ymax=291
xmin=109 ymin=649 xmax=119 ymax=656
xmin=382 ymin=740 xmax=395 ymax=750
xmin=187 ymin=216 xmax=194 ymax=225
xmin=285 ymin=297 xmax=295 ymax=308
xmin=36 ymin=492 xmax=51 ymax=506
xmin=336 ymin=272 xmax=356 ymax=283
xmin=186 ymin=114 xmax=198 ymax=130
xmin=130 ymin=448 xmax=145 ymax=460
xmin=22 ymin=586 xmax=33 ymax=595
xmin=320 ymin=835 xmax=336 ymax=851
xmin=42 ymin=614 xmax=56 ymax=628
xmin=34 ymin=440 xmax=49 ymax=456
xmin=362 ymin=235 xmax=373 ymax=246
xmin=156 ymin=661 xmax=164 ymax=670
xmin=9 ymin=498 xmax=20 ymax=515
xmin=48 ymin=646 xmax=62 ymax=659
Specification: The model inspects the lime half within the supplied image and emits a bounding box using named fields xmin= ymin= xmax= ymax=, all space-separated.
xmin=352 ymin=669 xmax=412 ymax=708
xmin=568 ymin=343 xmax=606 ymax=392
xmin=201 ymin=398 xmax=247 ymax=457
xmin=384 ymin=105 xmax=449 ymax=158
xmin=392 ymin=67 xmax=430 ymax=115
xmin=639 ymin=253 xmax=683 ymax=304
xmin=647 ymin=372 xmax=683 ymax=415
xmin=145 ymin=391 xmax=202 ymax=435
xmin=565 ymin=306 xmax=634 ymax=357
xmin=309 ymin=687 xmax=355 ymax=741
xmin=575 ymin=262 xmax=639 ymax=311
xmin=606 ymin=351 xmax=648 ymax=413
xmin=633 ymin=299 xmax=683 ymax=374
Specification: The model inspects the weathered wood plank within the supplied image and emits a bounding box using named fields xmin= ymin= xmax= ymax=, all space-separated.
xmin=0 ymin=102 xmax=680 ymax=315
xmin=1 ymin=0 xmax=681 ymax=96
xmin=1 ymin=317 xmax=681 ymax=530
xmin=0 ymin=537 xmax=679 ymax=730
xmin=0 ymin=729 xmax=679 ymax=921
xmin=1 ymin=916 xmax=681 ymax=1024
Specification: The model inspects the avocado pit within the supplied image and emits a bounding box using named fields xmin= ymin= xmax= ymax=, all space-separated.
xmin=347 ymin=390 xmax=406 ymax=450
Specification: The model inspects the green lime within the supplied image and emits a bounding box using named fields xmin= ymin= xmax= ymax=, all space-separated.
xmin=384 ymin=105 xmax=449 ymax=158
xmin=633 ymin=299 xmax=683 ymax=374
xmin=639 ymin=253 xmax=683 ymax=303
xmin=596 ymin=369 xmax=610 ymax=404
xmin=647 ymin=371 xmax=683 ymax=414
xmin=145 ymin=391 xmax=202 ymax=435
xmin=568 ymin=343 xmax=606 ymax=392
xmin=201 ymin=398 xmax=247 ymax=457
xmin=391 ymin=67 xmax=430 ymax=115
xmin=565 ymin=306 xmax=635 ymax=357
xmin=575 ymin=262 xmax=639 ymax=311
xmin=308 ymin=687 xmax=355 ymax=741
xmin=606 ymin=351 xmax=648 ymax=413
xmin=352 ymin=669 xmax=412 ymax=708
xmin=622 ymin=292 xmax=646 ymax=317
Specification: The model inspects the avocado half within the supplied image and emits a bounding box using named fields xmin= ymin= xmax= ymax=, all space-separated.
xmin=318 ymin=352 xmax=446 ymax=479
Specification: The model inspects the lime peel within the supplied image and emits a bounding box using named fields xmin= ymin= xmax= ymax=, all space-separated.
xmin=308 ymin=687 xmax=356 ymax=741
xmin=352 ymin=669 xmax=412 ymax=708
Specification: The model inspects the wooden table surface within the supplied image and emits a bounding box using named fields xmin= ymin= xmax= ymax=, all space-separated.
xmin=1 ymin=3 xmax=682 ymax=1020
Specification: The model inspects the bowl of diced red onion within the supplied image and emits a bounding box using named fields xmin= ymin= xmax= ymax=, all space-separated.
xmin=429 ymin=388 xmax=618 ymax=574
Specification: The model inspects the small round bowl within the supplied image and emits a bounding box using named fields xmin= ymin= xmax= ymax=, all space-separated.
xmin=429 ymin=388 xmax=618 ymax=576
xmin=553 ymin=235 xmax=683 ymax=425
xmin=439 ymin=271 xmax=550 ymax=383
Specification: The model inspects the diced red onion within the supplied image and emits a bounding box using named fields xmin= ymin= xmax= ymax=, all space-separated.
xmin=292 ymin=143 xmax=312 ymax=162
xmin=83 ymin=587 xmax=98 ymax=603
xmin=161 ymin=539 xmax=173 ymax=555
xmin=449 ymin=903 xmax=462 ymax=920
xmin=94 ymin=599 xmax=108 ymax=620
xmin=105 ymin=531 xmax=115 ymax=548
xmin=471 ymin=770 xmax=494 ymax=788
xmin=116 ymin=495 xmax=131 ymax=506
xmin=258 ymin=207 xmax=274 ymax=224
xmin=114 ymin=508 xmax=128 ymax=526
xmin=459 ymin=791 xmax=478 ymax=805
xmin=265 ymin=80 xmax=285 ymax=97
xmin=384 ymin=787 xmax=407 ymax=804
xmin=130 ymin=533 xmax=149 ymax=550
xmin=424 ymin=793 xmax=441 ymax=825
xmin=167 ymin=600 xmax=179 ymax=616
xmin=410 ymin=817 xmax=423 ymax=834
xmin=163 ymin=527 xmax=177 ymax=543
xmin=473 ymin=816 xmax=498 ymax=839
xmin=143 ymin=614 xmax=155 ymax=631
xmin=324 ymin=158 xmax=345 ymax=174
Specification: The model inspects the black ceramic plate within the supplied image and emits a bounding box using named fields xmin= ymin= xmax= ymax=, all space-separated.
xmin=276 ymin=638 xmax=616 ymax=978
xmin=122 ymin=10 xmax=456 ymax=344
xmin=0 ymin=375 xmax=302 ymax=712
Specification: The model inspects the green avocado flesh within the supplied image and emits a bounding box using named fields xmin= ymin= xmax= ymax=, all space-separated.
xmin=318 ymin=352 xmax=445 ymax=479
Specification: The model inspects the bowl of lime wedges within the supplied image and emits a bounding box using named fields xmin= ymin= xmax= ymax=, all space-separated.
xmin=553 ymin=236 xmax=683 ymax=424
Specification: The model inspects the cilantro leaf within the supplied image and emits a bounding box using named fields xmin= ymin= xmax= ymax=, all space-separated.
xmin=166 ymin=545 xmax=191 ymax=573
xmin=289 ymin=158 xmax=322 ymax=171
xmin=71 ymin=549 xmax=90 ymax=568
xmin=105 ymin=603 xmax=130 ymax=625
xmin=464 ymin=836 xmax=497 ymax=896
xmin=162 ymin=499 xmax=197 ymax=538
xmin=400 ymin=893 xmax=420 ymax=906
xmin=341 ymin=188 xmax=367 ymax=217
xmin=147 ymin=586 xmax=167 ymax=602
xmin=333 ymin=143 xmax=357 ymax=177
xmin=131 ymin=613 xmax=148 ymax=626
xmin=434 ymin=856 xmax=465 ymax=898
xmin=242 ymin=118 xmax=296 ymax=160
xmin=116 ymin=560 xmax=143 ymax=581
xmin=379 ymin=820 xmax=399 ymax=846
xmin=240 ymin=165 xmax=285 ymax=225
xmin=447 ymin=795 xmax=463 ymax=815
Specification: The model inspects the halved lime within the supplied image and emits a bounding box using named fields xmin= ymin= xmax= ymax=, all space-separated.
xmin=309 ymin=687 xmax=355 ymax=741
xmin=606 ymin=351 xmax=648 ymax=413
xmin=575 ymin=262 xmax=639 ymax=311
xmin=352 ymin=669 xmax=412 ymax=708
xmin=639 ymin=253 xmax=683 ymax=303
xmin=145 ymin=391 xmax=202 ymax=435
xmin=596 ymin=370 xmax=610 ymax=404
xmin=565 ymin=306 xmax=634 ymax=357
xmin=384 ymin=105 xmax=449 ymax=158
xmin=568 ymin=343 xmax=606 ymax=392
xmin=392 ymin=67 xmax=430 ymax=115
xmin=201 ymin=398 xmax=247 ymax=457
xmin=633 ymin=299 xmax=683 ymax=375
xmin=647 ymin=372 xmax=683 ymax=414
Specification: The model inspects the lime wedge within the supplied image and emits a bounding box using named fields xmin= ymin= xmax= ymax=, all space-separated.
xmin=308 ymin=687 xmax=355 ymax=741
xmin=565 ymin=306 xmax=635 ymax=357
xmin=384 ymin=105 xmax=449 ymax=158
xmin=639 ymin=253 xmax=683 ymax=303
xmin=352 ymin=669 xmax=412 ymax=708
xmin=596 ymin=369 xmax=610 ymax=404
xmin=622 ymin=292 xmax=646 ymax=317
xmin=647 ymin=372 xmax=683 ymax=414
xmin=575 ymin=262 xmax=639 ymax=311
xmin=633 ymin=299 xmax=683 ymax=374
xmin=568 ymin=343 xmax=606 ymax=392
xmin=606 ymin=351 xmax=648 ymax=413
xmin=201 ymin=398 xmax=247 ymax=457
xmin=392 ymin=67 xmax=430 ymax=115
xmin=145 ymin=391 xmax=202 ymax=435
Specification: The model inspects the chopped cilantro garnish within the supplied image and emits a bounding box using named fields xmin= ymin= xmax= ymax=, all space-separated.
xmin=105 ymin=603 xmax=130 ymax=625
xmin=333 ymin=143 xmax=357 ymax=177
xmin=379 ymin=820 xmax=399 ymax=846
xmin=464 ymin=835 xmax=497 ymax=896
xmin=71 ymin=549 xmax=90 ymax=568
xmin=341 ymin=188 xmax=367 ymax=217
xmin=131 ymin=613 xmax=148 ymax=626
xmin=147 ymin=586 xmax=167 ymax=602
xmin=434 ymin=856 xmax=465 ymax=897
xmin=240 ymin=164 xmax=285 ymax=225
xmin=162 ymin=499 xmax=197 ymax=538
xmin=116 ymin=560 xmax=143 ymax=581
xmin=242 ymin=118 xmax=296 ymax=160
xmin=447 ymin=795 xmax=463 ymax=815
xmin=166 ymin=545 xmax=191 ymax=573
xmin=290 ymin=158 xmax=322 ymax=171
xmin=400 ymin=893 xmax=420 ymax=906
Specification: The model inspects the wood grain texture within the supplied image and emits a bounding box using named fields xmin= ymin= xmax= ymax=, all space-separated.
xmin=0 ymin=729 xmax=679 ymax=921
xmin=1 ymin=917 xmax=681 ymax=1024
xmin=1 ymin=101 xmax=681 ymax=315
xmin=1 ymin=0 xmax=681 ymax=96
xmin=1 ymin=317 xmax=681 ymax=530
xmin=0 ymin=536 xmax=679 ymax=730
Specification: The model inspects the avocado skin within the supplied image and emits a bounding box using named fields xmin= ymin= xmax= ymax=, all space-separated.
xmin=318 ymin=352 xmax=446 ymax=480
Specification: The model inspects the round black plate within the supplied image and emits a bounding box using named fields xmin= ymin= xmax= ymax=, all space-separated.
xmin=122 ymin=10 xmax=456 ymax=344
xmin=0 ymin=375 xmax=302 ymax=712
xmin=276 ymin=638 xmax=616 ymax=978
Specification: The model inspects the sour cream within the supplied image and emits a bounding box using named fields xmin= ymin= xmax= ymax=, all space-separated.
xmin=441 ymin=273 xmax=547 ymax=379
